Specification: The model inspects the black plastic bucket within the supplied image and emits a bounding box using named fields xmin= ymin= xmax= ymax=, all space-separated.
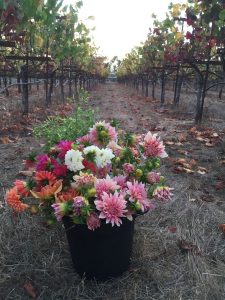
xmin=63 ymin=217 xmax=134 ymax=280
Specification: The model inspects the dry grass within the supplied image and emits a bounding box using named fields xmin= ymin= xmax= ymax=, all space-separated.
xmin=1 ymin=190 xmax=225 ymax=299
xmin=1 ymin=82 xmax=225 ymax=299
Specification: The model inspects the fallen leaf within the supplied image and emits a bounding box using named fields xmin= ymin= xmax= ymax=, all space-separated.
xmin=168 ymin=226 xmax=177 ymax=233
xmin=205 ymin=142 xmax=214 ymax=147
xmin=24 ymin=282 xmax=37 ymax=299
xmin=212 ymin=133 xmax=219 ymax=137
xmin=173 ymin=166 xmax=194 ymax=174
xmin=197 ymin=170 xmax=207 ymax=175
xmin=196 ymin=137 xmax=205 ymax=142
xmin=178 ymin=239 xmax=200 ymax=254
xmin=30 ymin=205 xmax=39 ymax=214
xmin=190 ymin=159 xmax=197 ymax=166
xmin=0 ymin=137 xmax=13 ymax=144
xmin=219 ymin=224 xmax=225 ymax=233
xmin=19 ymin=170 xmax=34 ymax=177
xmin=177 ymin=149 xmax=189 ymax=155
xmin=175 ymin=142 xmax=183 ymax=146
xmin=201 ymin=195 xmax=215 ymax=202
xmin=197 ymin=166 xmax=208 ymax=173
xmin=178 ymin=133 xmax=188 ymax=142
xmin=189 ymin=198 xmax=196 ymax=202
xmin=183 ymin=167 xmax=195 ymax=174
xmin=215 ymin=181 xmax=225 ymax=190
xmin=189 ymin=126 xmax=197 ymax=133
xmin=165 ymin=141 xmax=175 ymax=145
xmin=176 ymin=158 xmax=186 ymax=165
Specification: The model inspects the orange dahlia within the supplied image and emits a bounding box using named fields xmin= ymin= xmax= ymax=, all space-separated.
xmin=34 ymin=171 xmax=57 ymax=185
xmin=31 ymin=180 xmax=62 ymax=200
xmin=57 ymin=188 xmax=80 ymax=202
xmin=14 ymin=180 xmax=30 ymax=197
xmin=5 ymin=187 xmax=28 ymax=213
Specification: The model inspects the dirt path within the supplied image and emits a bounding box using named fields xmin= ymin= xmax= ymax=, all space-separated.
xmin=1 ymin=82 xmax=225 ymax=299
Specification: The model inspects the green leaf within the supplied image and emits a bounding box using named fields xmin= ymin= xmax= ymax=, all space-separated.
xmin=219 ymin=9 xmax=225 ymax=21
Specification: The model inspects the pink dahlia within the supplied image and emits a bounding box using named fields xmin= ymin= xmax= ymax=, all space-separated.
xmin=95 ymin=176 xmax=119 ymax=199
xmin=126 ymin=180 xmax=149 ymax=212
xmin=52 ymin=202 xmax=69 ymax=221
xmin=113 ymin=175 xmax=127 ymax=189
xmin=153 ymin=186 xmax=172 ymax=201
xmin=106 ymin=123 xmax=117 ymax=141
xmin=86 ymin=212 xmax=101 ymax=230
xmin=123 ymin=163 xmax=135 ymax=175
xmin=57 ymin=141 xmax=73 ymax=160
xmin=143 ymin=132 xmax=168 ymax=158
xmin=94 ymin=192 xmax=127 ymax=226
xmin=131 ymin=148 xmax=139 ymax=157
xmin=147 ymin=172 xmax=161 ymax=184
xmin=126 ymin=181 xmax=147 ymax=202
xmin=89 ymin=121 xmax=117 ymax=146
xmin=97 ymin=164 xmax=112 ymax=178
xmin=107 ymin=141 xmax=122 ymax=156
xmin=88 ymin=127 xmax=98 ymax=145
xmin=73 ymin=172 xmax=97 ymax=187
xmin=76 ymin=134 xmax=91 ymax=145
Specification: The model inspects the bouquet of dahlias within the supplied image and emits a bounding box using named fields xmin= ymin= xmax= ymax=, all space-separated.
xmin=5 ymin=121 xmax=172 ymax=230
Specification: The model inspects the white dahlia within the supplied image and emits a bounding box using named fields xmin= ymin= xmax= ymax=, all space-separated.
xmin=65 ymin=149 xmax=84 ymax=172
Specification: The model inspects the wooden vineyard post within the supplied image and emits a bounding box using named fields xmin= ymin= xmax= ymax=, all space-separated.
xmin=160 ymin=67 xmax=166 ymax=106
xmin=60 ymin=61 xmax=65 ymax=102
xmin=75 ymin=75 xmax=78 ymax=96
xmin=141 ymin=76 xmax=144 ymax=95
xmin=195 ymin=73 xmax=204 ymax=123
xmin=152 ymin=79 xmax=155 ymax=100
xmin=21 ymin=64 xmax=29 ymax=115
xmin=173 ymin=65 xmax=183 ymax=106
xmin=3 ymin=76 xmax=9 ymax=97
xmin=151 ymin=72 xmax=156 ymax=100
xmin=68 ymin=60 xmax=72 ymax=97
xmin=145 ymin=74 xmax=149 ymax=97
xmin=17 ymin=74 xmax=21 ymax=93
xmin=48 ymin=71 xmax=55 ymax=103
xmin=45 ymin=35 xmax=50 ymax=106
xmin=173 ymin=65 xmax=179 ymax=106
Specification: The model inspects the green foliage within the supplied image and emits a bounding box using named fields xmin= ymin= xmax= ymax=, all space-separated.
xmin=117 ymin=0 xmax=224 ymax=80
xmin=110 ymin=119 xmax=120 ymax=129
xmin=0 ymin=1 xmax=108 ymax=79
xmin=33 ymin=105 xmax=95 ymax=149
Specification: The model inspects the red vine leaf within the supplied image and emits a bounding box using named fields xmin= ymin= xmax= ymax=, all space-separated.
xmin=24 ymin=282 xmax=37 ymax=299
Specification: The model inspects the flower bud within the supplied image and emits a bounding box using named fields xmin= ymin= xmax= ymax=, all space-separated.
xmin=46 ymin=219 xmax=56 ymax=226
xmin=115 ymin=157 xmax=120 ymax=164
xmin=134 ymin=201 xmax=141 ymax=210
xmin=60 ymin=202 xmax=70 ymax=214
xmin=30 ymin=205 xmax=39 ymax=214
xmin=71 ymin=143 xmax=77 ymax=150
xmin=100 ymin=130 xmax=108 ymax=138
xmin=146 ymin=161 xmax=153 ymax=170
xmin=87 ymin=188 xmax=96 ymax=198
xmin=135 ymin=169 xmax=143 ymax=178
xmin=128 ymin=135 xmax=136 ymax=146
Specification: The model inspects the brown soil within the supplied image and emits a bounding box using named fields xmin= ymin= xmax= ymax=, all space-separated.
xmin=1 ymin=82 xmax=225 ymax=300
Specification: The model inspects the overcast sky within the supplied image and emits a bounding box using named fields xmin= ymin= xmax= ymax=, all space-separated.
xmin=65 ymin=0 xmax=182 ymax=60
